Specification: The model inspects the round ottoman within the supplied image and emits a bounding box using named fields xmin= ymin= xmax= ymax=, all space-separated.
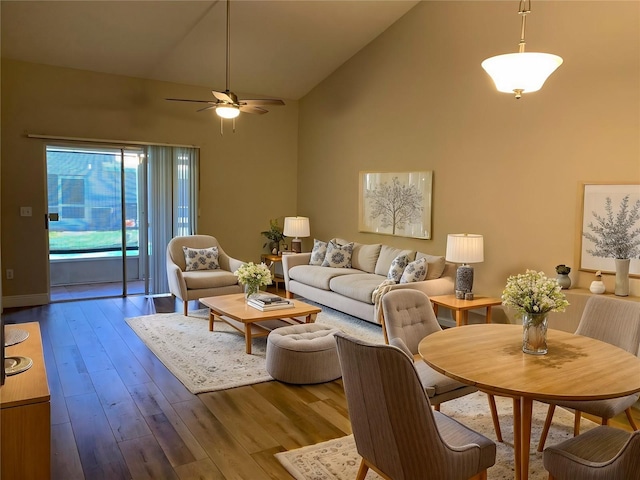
xmin=266 ymin=323 xmax=342 ymax=384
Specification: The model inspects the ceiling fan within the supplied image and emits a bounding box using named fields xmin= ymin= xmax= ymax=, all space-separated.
xmin=166 ymin=0 xmax=284 ymax=130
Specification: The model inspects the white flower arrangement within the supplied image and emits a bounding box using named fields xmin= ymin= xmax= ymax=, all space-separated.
xmin=234 ymin=262 xmax=272 ymax=288
xmin=583 ymin=195 xmax=640 ymax=260
xmin=502 ymin=270 xmax=569 ymax=315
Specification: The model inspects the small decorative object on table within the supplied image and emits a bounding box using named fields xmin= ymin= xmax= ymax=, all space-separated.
xmin=555 ymin=264 xmax=571 ymax=289
xmin=261 ymin=218 xmax=286 ymax=255
xmin=234 ymin=262 xmax=272 ymax=300
xmin=589 ymin=270 xmax=606 ymax=294
xmin=502 ymin=270 xmax=569 ymax=355
xmin=583 ymin=194 xmax=640 ymax=297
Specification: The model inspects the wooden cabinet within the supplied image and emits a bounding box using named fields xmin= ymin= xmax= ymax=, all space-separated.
xmin=1 ymin=322 xmax=51 ymax=480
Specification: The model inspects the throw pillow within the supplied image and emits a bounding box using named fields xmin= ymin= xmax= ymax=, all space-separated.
xmin=321 ymin=240 xmax=354 ymax=268
xmin=309 ymin=239 xmax=328 ymax=266
xmin=387 ymin=254 xmax=410 ymax=283
xmin=400 ymin=257 xmax=428 ymax=283
xmin=183 ymin=246 xmax=220 ymax=271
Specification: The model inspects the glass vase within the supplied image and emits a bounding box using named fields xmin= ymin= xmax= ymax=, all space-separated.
xmin=522 ymin=313 xmax=548 ymax=355
xmin=244 ymin=283 xmax=260 ymax=300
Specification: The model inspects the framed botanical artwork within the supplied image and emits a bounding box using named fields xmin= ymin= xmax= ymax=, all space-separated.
xmin=359 ymin=171 xmax=433 ymax=239
xmin=579 ymin=182 xmax=640 ymax=277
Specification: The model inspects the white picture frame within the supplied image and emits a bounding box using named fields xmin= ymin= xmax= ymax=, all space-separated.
xmin=359 ymin=171 xmax=433 ymax=239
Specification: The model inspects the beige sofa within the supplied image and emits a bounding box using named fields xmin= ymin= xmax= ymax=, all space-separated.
xmin=166 ymin=235 xmax=244 ymax=315
xmin=282 ymin=239 xmax=455 ymax=324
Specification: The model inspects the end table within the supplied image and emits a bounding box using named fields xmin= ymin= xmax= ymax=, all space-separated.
xmin=261 ymin=253 xmax=285 ymax=292
xmin=429 ymin=294 xmax=503 ymax=327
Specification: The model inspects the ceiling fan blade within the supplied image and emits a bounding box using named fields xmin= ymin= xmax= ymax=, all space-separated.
xmin=212 ymin=90 xmax=235 ymax=103
xmin=197 ymin=105 xmax=217 ymax=113
xmin=241 ymin=99 xmax=285 ymax=106
xmin=166 ymin=98 xmax=216 ymax=104
xmin=239 ymin=105 xmax=269 ymax=115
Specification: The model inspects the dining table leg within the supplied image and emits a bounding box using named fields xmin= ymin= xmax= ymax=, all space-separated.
xmin=520 ymin=397 xmax=534 ymax=480
xmin=513 ymin=397 xmax=521 ymax=480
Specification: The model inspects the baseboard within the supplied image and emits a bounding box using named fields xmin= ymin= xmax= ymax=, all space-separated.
xmin=3 ymin=293 xmax=49 ymax=309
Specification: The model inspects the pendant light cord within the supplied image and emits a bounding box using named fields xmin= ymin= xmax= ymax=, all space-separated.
xmin=518 ymin=0 xmax=531 ymax=53
xmin=225 ymin=0 xmax=231 ymax=92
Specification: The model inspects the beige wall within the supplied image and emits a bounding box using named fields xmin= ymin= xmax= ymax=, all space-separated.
xmin=1 ymin=59 xmax=299 ymax=303
xmin=297 ymin=0 xmax=640 ymax=299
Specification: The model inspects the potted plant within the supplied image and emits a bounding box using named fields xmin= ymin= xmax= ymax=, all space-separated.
xmin=555 ymin=264 xmax=571 ymax=290
xmin=261 ymin=219 xmax=286 ymax=254
xmin=583 ymin=195 xmax=640 ymax=296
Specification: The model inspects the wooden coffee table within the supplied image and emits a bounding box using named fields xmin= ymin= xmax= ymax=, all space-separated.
xmin=199 ymin=293 xmax=321 ymax=354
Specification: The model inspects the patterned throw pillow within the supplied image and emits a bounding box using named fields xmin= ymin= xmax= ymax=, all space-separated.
xmin=309 ymin=239 xmax=328 ymax=265
xmin=183 ymin=246 xmax=220 ymax=271
xmin=400 ymin=257 xmax=428 ymax=283
xmin=387 ymin=254 xmax=410 ymax=283
xmin=321 ymin=240 xmax=354 ymax=268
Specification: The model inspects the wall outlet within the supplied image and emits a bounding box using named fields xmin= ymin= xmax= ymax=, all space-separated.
xmin=6 ymin=269 xmax=14 ymax=280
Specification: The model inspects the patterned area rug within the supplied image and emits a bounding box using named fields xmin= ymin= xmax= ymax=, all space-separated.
xmin=276 ymin=391 xmax=597 ymax=480
xmin=125 ymin=305 xmax=383 ymax=394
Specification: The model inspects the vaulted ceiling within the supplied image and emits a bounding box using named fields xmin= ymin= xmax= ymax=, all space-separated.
xmin=1 ymin=0 xmax=420 ymax=100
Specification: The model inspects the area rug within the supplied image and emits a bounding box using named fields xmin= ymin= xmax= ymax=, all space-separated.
xmin=125 ymin=305 xmax=383 ymax=394
xmin=275 ymin=391 xmax=598 ymax=480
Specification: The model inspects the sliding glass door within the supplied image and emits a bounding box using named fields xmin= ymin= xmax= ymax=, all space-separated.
xmin=46 ymin=145 xmax=145 ymax=301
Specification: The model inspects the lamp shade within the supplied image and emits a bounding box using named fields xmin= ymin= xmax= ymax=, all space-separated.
xmin=283 ymin=217 xmax=310 ymax=238
xmin=481 ymin=52 xmax=563 ymax=96
xmin=445 ymin=234 xmax=484 ymax=264
xmin=216 ymin=105 xmax=240 ymax=119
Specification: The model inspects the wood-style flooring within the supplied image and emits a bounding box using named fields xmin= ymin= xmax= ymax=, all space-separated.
xmin=2 ymin=289 xmax=639 ymax=479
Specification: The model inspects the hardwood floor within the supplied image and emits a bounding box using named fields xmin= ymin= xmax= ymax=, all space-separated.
xmin=3 ymin=295 xmax=349 ymax=479
xmin=3 ymin=292 xmax=640 ymax=479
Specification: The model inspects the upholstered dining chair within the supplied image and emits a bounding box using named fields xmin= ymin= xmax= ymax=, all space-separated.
xmin=334 ymin=331 xmax=496 ymax=480
xmin=543 ymin=426 xmax=640 ymax=479
xmin=536 ymin=295 xmax=640 ymax=452
xmin=381 ymin=289 xmax=503 ymax=442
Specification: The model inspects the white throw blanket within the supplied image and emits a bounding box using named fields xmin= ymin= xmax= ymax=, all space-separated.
xmin=371 ymin=279 xmax=396 ymax=326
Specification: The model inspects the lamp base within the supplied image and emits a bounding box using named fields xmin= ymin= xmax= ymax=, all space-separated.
xmin=291 ymin=238 xmax=302 ymax=253
xmin=456 ymin=264 xmax=474 ymax=293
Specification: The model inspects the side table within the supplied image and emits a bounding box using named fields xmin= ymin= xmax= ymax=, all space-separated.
xmin=429 ymin=294 xmax=503 ymax=327
xmin=261 ymin=253 xmax=285 ymax=292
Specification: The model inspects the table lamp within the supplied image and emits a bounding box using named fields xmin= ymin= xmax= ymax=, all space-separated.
xmin=445 ymin=233 xmax=484 ymax=295
xmin=283 ymin=216 xmax=310 ymax=253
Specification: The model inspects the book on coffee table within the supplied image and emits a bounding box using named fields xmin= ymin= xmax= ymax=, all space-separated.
xmin=247 ymin=299 xmax=295 ymax=311
xmin=250 ymin=293 xmax=291 ymax=306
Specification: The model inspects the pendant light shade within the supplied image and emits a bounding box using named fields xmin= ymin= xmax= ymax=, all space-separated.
xmin=482 ymin=0 xmax=562 ymax=98
xmin=482 ymin=52 xmax=563 ymax=96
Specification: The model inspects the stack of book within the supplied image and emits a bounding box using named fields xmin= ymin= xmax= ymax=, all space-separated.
xmin=248 ymin=293 xmax=295 ymax=311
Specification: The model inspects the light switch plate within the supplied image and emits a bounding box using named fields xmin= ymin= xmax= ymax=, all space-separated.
xmin=20 ymin=207 xmax=32 ymax=217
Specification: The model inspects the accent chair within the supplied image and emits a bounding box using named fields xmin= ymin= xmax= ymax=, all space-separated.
xmin=334 ymin=331 xmax=496 ymax=480
xmin=537 ymin=295 xmax=640 ymax=452
xmin=166 ymin=235 xmax=243 ymax=316
xmin=381 ymin=289 xmax=503 ymax=442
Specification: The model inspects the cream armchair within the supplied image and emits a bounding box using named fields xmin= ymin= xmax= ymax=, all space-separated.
xmin=166 ymin=235 xmax=244 ymax=316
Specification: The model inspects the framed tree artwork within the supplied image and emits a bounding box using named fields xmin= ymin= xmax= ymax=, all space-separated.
xmin=579 ymin=182 xmax=640 ymax=277
xmin=359 ymin=171 xmax=433 ymax=239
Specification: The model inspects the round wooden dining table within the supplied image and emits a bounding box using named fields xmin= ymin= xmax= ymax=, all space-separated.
xmin=418 ymin=324 xmax=640 ymax=480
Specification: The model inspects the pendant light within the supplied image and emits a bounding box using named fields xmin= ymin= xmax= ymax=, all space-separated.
xmin=481 ymin=0 xmax=563 ymax=99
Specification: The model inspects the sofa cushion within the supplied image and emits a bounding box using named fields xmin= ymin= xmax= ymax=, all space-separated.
xmin=183 ymin=246 xmax=220 ymax=271
xmin=289 ymin=265 xmax=360 ymax=290
xmin=309 ymin=239 xmax=328 ymax=266
xmin=182 ymin=269 xmax=237 ymax=289
xmin=375 ymin=245 xmax=416 ymax=276
xmin=387 ymin=254 xmax=410 ymax=283
xmin=322 ymin=240 xmax=354 ymax=268
xmin=351 ymin=243 xmax=382 ymax=273
xmin=330 ymin=273 xmax=386 ymax=304
xmin=400 ymin=257 xmax=428 ymax=283
xmin=416 ymin=252 xmax=446 ymax=280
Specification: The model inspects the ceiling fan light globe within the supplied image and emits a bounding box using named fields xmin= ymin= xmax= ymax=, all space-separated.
xmin=481 ymin=52 xmax=563 ymax=96
xmin=216 ymin=105 xmax=240 ymax=119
